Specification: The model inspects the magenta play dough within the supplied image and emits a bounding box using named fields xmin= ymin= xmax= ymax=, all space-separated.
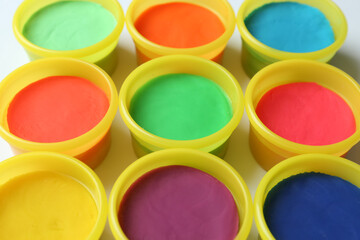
xmin=256 ymin=82 xmax=356 ymax=145
xmin=118 ymin=166 xmax=239 ymax=239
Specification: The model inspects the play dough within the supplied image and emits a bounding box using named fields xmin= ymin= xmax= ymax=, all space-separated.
xmin=130 ymin=73 xmax=232 ymax=140
xmin=7 ymin=76 xmax=109 ymax=143
xmin=0 ymin=171 xmax=97 ymax=240
xmin=263 ymin=172 xmax=360 ymax=239
xmin=245 ymin=2 xmax=334 ymax=53
xmin=119 ymin=166 xmax=239 ymax=240
xmin=23 ymin=1 xmax=116 ymax=51
xmin=134 ymin=2 xmax=225 ymax=48
xmin=256 ymin=82 xmax=355 ymax=145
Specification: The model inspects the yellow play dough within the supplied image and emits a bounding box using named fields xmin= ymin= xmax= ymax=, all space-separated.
xmin=0 ymin=171 xmax=98 ymax=240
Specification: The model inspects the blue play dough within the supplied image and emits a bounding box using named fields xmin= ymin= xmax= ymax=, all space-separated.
xmin=245 ymin=2 xmax=335 ymax=53
xmin=264 ymin=172 xmax=360 ymax=240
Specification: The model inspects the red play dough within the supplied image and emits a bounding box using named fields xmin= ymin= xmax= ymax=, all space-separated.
xmin=7 ymin=76 xmax=109 ymax=143
xmin=134 ymin=2 xmax=225 ymax=48
xmin=256 ymin=82 xmax=356 ymax=145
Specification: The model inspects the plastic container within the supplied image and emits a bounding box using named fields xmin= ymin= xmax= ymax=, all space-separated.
xmin=0 ymin=151 xmax=107 ymax=239
xmin=254 ymin=153 xmax=360 ymax=240
xmin=109 ymin=148 xmax=253 ymax=240
xmin=237 ymin=0 xmax=347 ymax=77
xmin=126 ymin=0 xmax=235 ymax=64
xmin=245 ymin=59 xmax=360 ymax=171
xmin=13 ymin=0 xmax=124 ymax=74
xmin=119 ymin=54 xmax=244 ymax=158
xmin=0 ymin=57 xmax=118 ymax=169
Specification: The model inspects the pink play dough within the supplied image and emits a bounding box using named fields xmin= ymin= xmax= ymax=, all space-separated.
xmin=256 ymin=82 xmax=356 ymax=145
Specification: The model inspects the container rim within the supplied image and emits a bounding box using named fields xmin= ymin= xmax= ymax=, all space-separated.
xmin=254 ymin=153 xmax=360 ymax=240
xmin=236 ymin=0 xmax=348 ymax=61
xmin=108 ymin=148 xmax=253 ymax=240
xmin=0 ymin=57 xmax=118 ymax=156
xmin=119 ymin=54 xmax=244 ymax=152
xmin=245 ymin=59 xmax=360 ymax=156
xmin=125 ymin=0 xmax=236 ymax=58
xmin=0 ymin=151 xmax=108 ymax=240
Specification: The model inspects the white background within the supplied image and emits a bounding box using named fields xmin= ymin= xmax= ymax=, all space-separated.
xmin=0 ymin=0 xmax=360 ymax=239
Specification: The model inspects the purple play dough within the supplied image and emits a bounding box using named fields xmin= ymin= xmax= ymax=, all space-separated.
xmin=118 ymin=166 xmax=239 ymax=240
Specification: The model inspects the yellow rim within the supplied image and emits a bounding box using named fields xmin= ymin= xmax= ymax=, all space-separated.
xmin=0 ymin=151 xmax=108 ymax=240
xmin=254 ymin=153 xmax=360 ymax=240
xmin=245 ymin=59 xmax=360 ymax=155
xmin=0 ymin=57 xmax=118 ymax=154
xmin=237 ymin=0 xmax=347 ymax=60
xmin=109 ymin=148 xmax=253 ymax=240
xmin=125 ymin=0 xmax=235 ymax=58
xmin=119 ymin=54 xmax=244 ymax=151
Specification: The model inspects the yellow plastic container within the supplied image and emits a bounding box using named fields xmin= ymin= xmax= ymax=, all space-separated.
xmin=237 ymin=0 xmax=347 ymax=77
xmin=0 ymin=151 xmax=107 ymax=240
xmin=119 ymin=55 xmax=244 ymax=158
xmin=13 ymin=0 xmax=124 ymax=74
xmin=109 ymin=148 xmax=253 ymax=240
xmin=0 ymin=57 xmax=118 ymax=169
xmin=245 ymin=59 xmax=360 ymax=171
xmin=254 ymin=153 xmax=360 ymax=240
xmin=126 ymin=0 xmax=235 ymax=64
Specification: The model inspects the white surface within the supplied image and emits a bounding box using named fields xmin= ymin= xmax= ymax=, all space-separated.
xmin=0 ymin=0 xmax=360 ymax=239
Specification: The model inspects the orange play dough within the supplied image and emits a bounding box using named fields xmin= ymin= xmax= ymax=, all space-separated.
xmin=7 ymin=76 xmax=109 ymax=143
xmin=134 ymin=2 xmax=225 ymax=48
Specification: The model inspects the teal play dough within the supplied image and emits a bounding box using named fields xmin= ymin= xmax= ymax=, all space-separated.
xmin=245 ymin=2 xmax=335 ymax=53
xmin=130 ymin=73 xmax=233 ymax=140
xmin=23 ymin=1 xmax=116 ymax=51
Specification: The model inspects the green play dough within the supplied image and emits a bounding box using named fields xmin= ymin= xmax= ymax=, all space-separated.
xmin=23 ymin=1 xmax=116 ymax=51
xmin=130 ymin=73 xmax=233 ymax=140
